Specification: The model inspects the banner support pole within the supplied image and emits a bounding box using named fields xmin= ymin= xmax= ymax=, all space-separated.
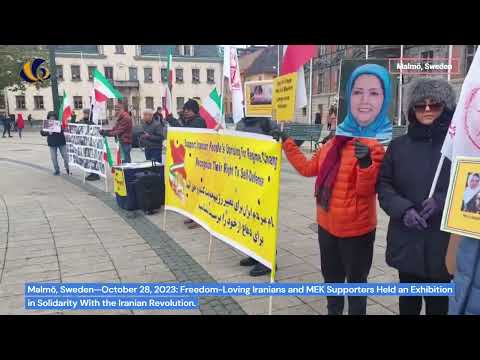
xmin=207 ymin=234 xmax=214 ymax=264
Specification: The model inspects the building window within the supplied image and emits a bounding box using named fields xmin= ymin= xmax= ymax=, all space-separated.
xmin=104 ymin=66 xmax=113 ymax=80
xmin=465 ymin=45 xmax=478 ymax=74
xmin=144 ymin=67 xmax=153 ymax=82
xmin=115 ymin=45 xmax=125 ymax=54
xmin=319 ymin=45 xmax=326 ymax=56
xmin=0 ymin=95 xmax=5 ymax=109
xmin=302 ymin=107 xmax=307 ymax=116
xmin=317 ymin=72 xmax=324 ymax=94
xmin=129 ymin=67 xmax=138 ymax=81
xmin=88 ymin=66 xmax=97 ymax=81
xmin=16 ymin=96 xmax=26 ymax=109
xmin=192 ymin=68 xmax=200 ymax=83
xmin=207 ymin=69 xmax=215 ymax=84
xmin=34 ymin=96 xmax=44 ymax=109
xmin=184 ymin=45 xmax=194 ymax=56
xmin=107 ymin=99 xmax=114 ymax=110
xmin=73 ymin=96 xmax=83 ymax=110
xmin=161 ymin=68 xmax=168 ymax=83
xmin=132 ymin=96 xmax=140 ymax=110
xmin=175 ymin=68 xmax=183 ymax=83
xmin=57 ymin=65 xmax=64 ymax=81
xmin=176 ymin=97 xmax=184 ymax=110
xmin=176 ymin=45 xmax=184 ymax=56
xmin=421 ymin=50 xmax=434 ymax=72
xmin=145 ymin=97 xmax=154 ymax=109
xmin=71 ymin=65 xmax=81 ymax=80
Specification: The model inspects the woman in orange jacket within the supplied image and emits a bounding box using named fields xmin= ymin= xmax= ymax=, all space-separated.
xmin=272 ymin=64 xmax=388 ymax=315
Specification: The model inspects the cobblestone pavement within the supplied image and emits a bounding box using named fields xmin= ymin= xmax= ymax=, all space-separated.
xmin=0 ymin=131 xmax=402 ymax=315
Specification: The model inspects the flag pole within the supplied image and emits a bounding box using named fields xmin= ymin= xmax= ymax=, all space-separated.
xmin=429 ymin=155 xmax=445 ymax=198
xmin=308 ymin=58 xmax=313 ymax=125
xmin=398 ymin=45 xmax=404 ymax=126
xmin=365 ymin=45 xmax=369 ymax=60
xmin=277 ymin=45 xmax=280 ymax=77
xmin=207 ymin=234 xmax=214 ymax=264
xmin=447 ymin=45 xmax=453 ymax=82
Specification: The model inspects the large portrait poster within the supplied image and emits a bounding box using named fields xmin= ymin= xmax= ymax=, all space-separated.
xmin=244 ymin=80 xmax=273 ymax=117
xmin=441 ymin=156 xmax=480 ymax=240
xmin=65 ymin=124 xmax=107 ymax=177
xmin=336 ymin=59 xmax=397 ymax=140
xmin=164 ymin=128 xmax=282 ymax=276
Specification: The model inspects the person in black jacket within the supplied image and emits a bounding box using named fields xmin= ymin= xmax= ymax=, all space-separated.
xmin=377 ymin=78 xmax=455 ymax=315
xmin=140 ymin=109 xmax=164 ymax=162
xmin=235 ymin=117 xmax=279 ymax=277
xmin=182 ymin=99 xmax=207 ymax=128
xmin=40 ymin=111 xmax=70 ymax=176
xmin=2 ymin=114 xmax=12 ymax=137
xmin=181 ymin=99 xmax=207 ymax=230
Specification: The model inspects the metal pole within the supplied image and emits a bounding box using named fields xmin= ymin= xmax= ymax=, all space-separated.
xmin=308 ymin=58 xmax=313 ymax=125
xmin=365 ymin=45 xmax=369 ymax=60
xmin=277 ymin=45 xmax=280 ymax=76
xmin=398 ymin=45 xmax=403 ymax=126
xmin=447 ymin=45 xmax=453 ymax=82
xmin=48 ymin=45 xmax=60 ymax=115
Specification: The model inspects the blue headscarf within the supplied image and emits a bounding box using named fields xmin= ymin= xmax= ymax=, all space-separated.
xmin=336 ymin=63 xmax=392 ymax=140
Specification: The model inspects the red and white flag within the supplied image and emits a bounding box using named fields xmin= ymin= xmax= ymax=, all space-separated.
xmin=281 ymin=45 xmax=317 ymax=109
xmin=441 ymin=46 xmax=480 ymax=161
xmin=223 ymin=45 xmax=244 ymax=123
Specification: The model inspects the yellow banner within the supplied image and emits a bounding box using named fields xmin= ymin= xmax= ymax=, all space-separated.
xmin=441 ymin=157 xmax=480 ymax=240
xmin=114 ymin=169 xmax=127 ymax=196
xmin=165 ymin=128 xmax=282 ymax=276
xmin=244 ymin=80 xmax=274 ymax=118
xmin=272 ymin=72 xmax=297 ymax=122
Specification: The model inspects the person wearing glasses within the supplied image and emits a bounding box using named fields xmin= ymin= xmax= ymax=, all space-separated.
xmin=377 ymin=78 xmax=456 ymax=315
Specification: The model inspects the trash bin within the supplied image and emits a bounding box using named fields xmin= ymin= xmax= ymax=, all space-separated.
xmin=113 ymin=161 xmax=163 ymax=211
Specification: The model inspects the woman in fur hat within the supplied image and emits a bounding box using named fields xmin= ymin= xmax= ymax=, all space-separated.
xmin=377 ymin=78 xmax=456 ymax=315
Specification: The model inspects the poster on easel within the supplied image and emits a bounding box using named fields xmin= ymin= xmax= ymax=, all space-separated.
xmin=65 ymin=123 xmax=107 ymax=177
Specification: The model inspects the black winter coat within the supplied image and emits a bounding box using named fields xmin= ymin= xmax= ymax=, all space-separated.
xmin=40 ymin=129 xmax=66 ymax=147
xmin=377 ymin=111 xmax=453 ymax=280
xmin=183 ymin=115 xmax=207 ymax=129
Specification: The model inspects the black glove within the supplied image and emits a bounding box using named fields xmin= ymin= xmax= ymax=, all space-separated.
xmin=419 ymin=197 xmax=440 ymax=221
xmin=354 ymin=140 xmax=372 ymax=168
xmin=270 ymin=129 xmax=289 ymax=142
xmin=403 ymin=208 xmax=428 ymax=231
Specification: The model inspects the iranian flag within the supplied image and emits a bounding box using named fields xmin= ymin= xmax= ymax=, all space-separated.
xmin=163 ymin=49 xmax=174 ymax=116
xmin=281 ymin=45 xmax=317 ymax=109
xmin=58 ymin=90 xmax=73 ymax=129
xmin=103 ymin=136 xmax=122 ymax=173
xmin=93 ymin=68 xmax=123 ymax=102
xmin=199 ymin=88 xmax=222 ymax=129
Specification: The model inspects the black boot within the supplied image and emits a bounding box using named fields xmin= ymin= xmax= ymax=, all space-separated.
xmin=240 ymin=257 xmax=258 ymax=267
xmin=249 ymin=263 xmax=272 ymax=277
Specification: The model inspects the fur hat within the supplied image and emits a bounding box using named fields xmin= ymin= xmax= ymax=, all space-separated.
xmin=405 ymin=78 xmax=456 ymax=113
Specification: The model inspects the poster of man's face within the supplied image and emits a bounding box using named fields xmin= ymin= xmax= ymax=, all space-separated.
xmin=336 ymin=59 xmax=397 ymax=140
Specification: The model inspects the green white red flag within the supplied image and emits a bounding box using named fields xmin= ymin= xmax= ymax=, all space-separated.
xmin=199 ymin=88 xmax=222 ymax=129
xmin=93 ymin=69 xmax=123 ymax=102
xmin=58 ymin=90 xmax=73 ymax=129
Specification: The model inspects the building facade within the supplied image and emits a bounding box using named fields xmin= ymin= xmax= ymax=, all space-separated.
xmin=1 ymin=45 xmax=222 ymax=124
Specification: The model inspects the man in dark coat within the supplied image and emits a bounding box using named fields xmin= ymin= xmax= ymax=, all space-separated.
xmin=40 ymin=111 xmax=70 ymax=175
xmin=182 ymin=99 xmax=207 ymax=129
xmin=377 ymin=78 xmax=455 ymax=315
xmin=139 ymin=109 xmax=164 ymax=162
xmin=235 ymin=117 xmax=279 ymax=277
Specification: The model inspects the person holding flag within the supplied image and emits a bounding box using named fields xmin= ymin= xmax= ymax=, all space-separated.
xmin=100 ymin=100 xmax=133 ymax=163
xmin=377 ymin=78 xmax=456 ymax=315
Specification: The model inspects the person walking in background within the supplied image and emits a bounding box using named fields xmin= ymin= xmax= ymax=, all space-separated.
xmin=271 ymin=124 xmax=385 ymax=315
xmin=100 ymin=100 xmax=133 ymax=164
xmin=314 ymin=112 xmax=321 ymax=125
xmin=140 ymin=109 xmax=164 ymax=163
xmin=377 ymin=78 xmax=455 ymax=315
xmin=17 ymin=113 xmax=24 ymax=139
xmin=2 ymin=113 xmax=12 ymax=137
xmin=40 ymin=111 xmax=70 ymax=176
xmin=28 ymin=114 xmax=33 ymax=127
xmin=11 ymin=114 xmax=17 ymax=132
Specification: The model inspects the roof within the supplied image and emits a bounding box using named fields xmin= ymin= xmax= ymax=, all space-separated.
xmin=140 ymin=45 xmax=220 ymax=58
xmin=239 ymin=48 xmax=265 ymax=75
xmin=245 ymin=45 xmax=279 ymax=77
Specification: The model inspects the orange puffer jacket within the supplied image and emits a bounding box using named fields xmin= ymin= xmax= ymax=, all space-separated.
xmin=283 ymin=137 xmax=385 ymax=238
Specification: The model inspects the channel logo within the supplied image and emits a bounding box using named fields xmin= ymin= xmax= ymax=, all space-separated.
xmin=20 ymin=58 xmax=51 ymax=83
